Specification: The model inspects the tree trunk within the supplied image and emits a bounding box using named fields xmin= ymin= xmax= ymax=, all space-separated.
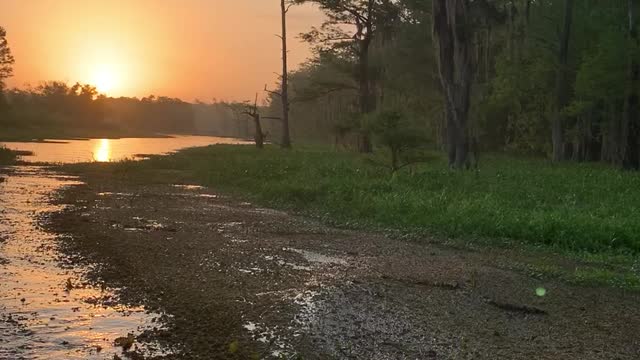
xmin=280 ymin=0 xmax=292 ymax=149
xmin=507 ymin=2 xmax=514 ymax=61
xmin=624 ymin=0 xmax=640 ymax=169
xmin=358 ymin=34 xmax=373 ymax=153
xmin=432 ymin=0 xmax=473 ymax=169
xmin=253 ymin=114 xmax=264 ymax=149
xmin=485 ymin=26 xmax=491 ymax=83
xmin=391 ymin=146 xmax=399 ymax=172
xmin=552 ymin=0 xmax=574 ymax=162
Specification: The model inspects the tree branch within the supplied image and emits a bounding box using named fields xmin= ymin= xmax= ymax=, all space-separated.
xmin=264 ymin=84 xmax=282 ymax=98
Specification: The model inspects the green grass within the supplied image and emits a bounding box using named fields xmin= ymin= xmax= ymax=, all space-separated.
xmin=67 ymin=144 xmax=640 ymax=256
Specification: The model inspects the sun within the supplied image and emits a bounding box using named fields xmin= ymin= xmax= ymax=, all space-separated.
xmin=91 ymin=64 xmax=121 ymax=95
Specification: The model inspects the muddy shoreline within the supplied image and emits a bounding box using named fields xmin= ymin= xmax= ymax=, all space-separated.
xmin=0 ymin=166 xmax=170 ymax=360
xmin=36 ymin=168 xmax=640 ymax=359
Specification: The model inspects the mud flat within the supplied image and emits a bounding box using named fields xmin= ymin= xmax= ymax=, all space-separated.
xmin=0 ymin=166 xmax=170 ymax=359
xmin=39 ymin=166 xmax=640 ymax=359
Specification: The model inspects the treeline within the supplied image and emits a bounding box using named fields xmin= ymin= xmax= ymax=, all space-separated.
xmin=0 ymin=81 xmax=251 ymax=140
xmin=258 ymin=0 xmax=640 ymax=169
xmin=0 ymin=26 xmax=253 ymax=140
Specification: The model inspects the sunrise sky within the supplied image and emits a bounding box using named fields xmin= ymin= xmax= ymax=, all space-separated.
xmin=0 ymin=0 xmax=323 ymax=101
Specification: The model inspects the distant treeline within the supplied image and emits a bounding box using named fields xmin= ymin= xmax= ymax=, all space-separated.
xmin=0 ymin=81 xmax=252 ymax=140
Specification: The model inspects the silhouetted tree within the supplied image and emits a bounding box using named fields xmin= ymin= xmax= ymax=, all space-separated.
xmin=0 ymin=26 xmax=14 ymax=91
xmin=280 ymin=0 xmax=292 ymax=148
xmin=229 ymin=94 xmax=266 ymax=149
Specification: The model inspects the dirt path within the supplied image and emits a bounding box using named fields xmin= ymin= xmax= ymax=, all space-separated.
xmin=48 ymin=173 xmax=640 ymax=359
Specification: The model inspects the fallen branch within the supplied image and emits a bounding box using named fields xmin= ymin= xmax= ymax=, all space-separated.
xmin=487 ymin=299 xmax=548 ymax=315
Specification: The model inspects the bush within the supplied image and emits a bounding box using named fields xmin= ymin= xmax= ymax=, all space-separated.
xmin=368 ymin=109 xmax=430 ymax=172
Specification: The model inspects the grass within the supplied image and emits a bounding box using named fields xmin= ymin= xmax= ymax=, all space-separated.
xmin=93 ymin=145 xmax=640 ymax=253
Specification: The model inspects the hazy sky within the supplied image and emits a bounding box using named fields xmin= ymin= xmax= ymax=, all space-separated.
xmin=0 ymin=0 xmax=323 ymax=101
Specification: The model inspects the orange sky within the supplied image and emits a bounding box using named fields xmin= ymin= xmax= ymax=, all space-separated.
xmin=0 ymin=0 xmax=323 ymax=101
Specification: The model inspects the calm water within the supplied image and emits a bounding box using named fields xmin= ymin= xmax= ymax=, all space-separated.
xmin=0 ymin=136 xmax=249 ymax=358
xmin=1 ymin=135 xmax=250 ymax=163
xmin=0 ymin=167 xmax=172 ymax=359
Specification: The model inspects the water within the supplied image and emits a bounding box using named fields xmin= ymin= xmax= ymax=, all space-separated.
xmin=0 ymin=167 xmax=170 ymax=359
xmin=0 ymin=135 xmax=250 ymax=163
xmin=0 ymin=136 xmax=248 ymax=358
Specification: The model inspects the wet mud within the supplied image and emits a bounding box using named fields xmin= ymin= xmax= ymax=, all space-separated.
xmin=40 ymin=169 xmax=640 ymax=359
xmin=0 ymin=167 xmax=170 ymax=360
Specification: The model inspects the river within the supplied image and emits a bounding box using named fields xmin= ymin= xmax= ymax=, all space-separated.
xmin=0 ymin=136 xmax=248 ymax=359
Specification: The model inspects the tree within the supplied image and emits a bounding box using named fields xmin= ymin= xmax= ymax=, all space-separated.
xmin=297 ymin=0 xmax=398 ymax=153
xmin=0 ymin=26 xmax=15 ymax=91
xmin=285 ymin=0 xmax=640 ymax=169
xmin=623 ymin=0 xmax=640 ymax=169
xmin=369 ymin=109 xmax=429 ymax=173
xmin=551 ymin=0 xmax=575 ymax=162
xmin=280 ymin=0 xmax=292 ymax=148
xmin=432 ymin=0 xmax=474 ymax=169
xmin=228 ymin=94 xmax=266 ymax=149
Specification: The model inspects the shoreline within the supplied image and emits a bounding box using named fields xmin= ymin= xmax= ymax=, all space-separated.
xmin=38 ymin=157 xmax=640 ymax=359
xmin=0 ymin=132 xmax=253 ymax=144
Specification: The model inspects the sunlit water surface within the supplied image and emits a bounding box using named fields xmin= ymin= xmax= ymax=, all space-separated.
xmin=0 ymin=136 xmax=249 ymax=358
xmin=0 ymin=167 xmax=172 ymax=359
xmin=1 ymin=135 xmax=250 ymax=163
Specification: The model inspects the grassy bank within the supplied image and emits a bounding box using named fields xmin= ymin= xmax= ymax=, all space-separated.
xmin=0 ymin=146 xmax=19 ymax=164
xmin=66 ymin=145 xmax=640 ymax=257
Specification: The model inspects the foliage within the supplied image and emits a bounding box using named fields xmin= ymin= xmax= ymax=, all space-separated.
xmin=282 ymin=0 xmax=640 ymax=165
xmin=0 ymin=82 xmax=252 ymax=140
xmin=0 ymin=26 xmax=15 ymax=90
xmin=295 ymin=0 xmax=399 ymax=57
xmin=368 ymin=109 xmax=429 ymax=171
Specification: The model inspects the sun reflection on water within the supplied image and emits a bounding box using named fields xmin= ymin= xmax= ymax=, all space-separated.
xmin=94 ymin=139 xmax=111 ymax=162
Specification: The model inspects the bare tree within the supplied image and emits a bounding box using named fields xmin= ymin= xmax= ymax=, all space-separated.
xmin=228 ymin=94 xmax=266 ymax=149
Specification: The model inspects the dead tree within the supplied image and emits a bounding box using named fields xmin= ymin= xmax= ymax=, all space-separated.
xmin=231 ymin=93 xmax=266 ymax=149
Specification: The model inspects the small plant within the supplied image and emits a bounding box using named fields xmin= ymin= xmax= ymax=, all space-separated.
xmin=228 ymin=339 xmax=239 ymax=354
xmin=114 ymin=333 xmax=135 ymax=351
xmin=369 ymin=109 xmax=430 ymax=173
xmin=64 ymin=278 xmax=74 ymax=292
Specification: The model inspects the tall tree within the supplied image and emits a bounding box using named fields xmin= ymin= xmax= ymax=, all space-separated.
xmin=624 ymin=0 xmax=640 ymax=169
xmin=432 ymin=0 xmax=474 ymax=168
xmin=297 ymin=0 xmax=397 ymax=153
xmin=0 ymin=26 xmax=15 ymax=91
xmin=280 ymin=0 xmax=292 ymax=149
xmin=552 ymin=0 xmax=575 ymax=162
